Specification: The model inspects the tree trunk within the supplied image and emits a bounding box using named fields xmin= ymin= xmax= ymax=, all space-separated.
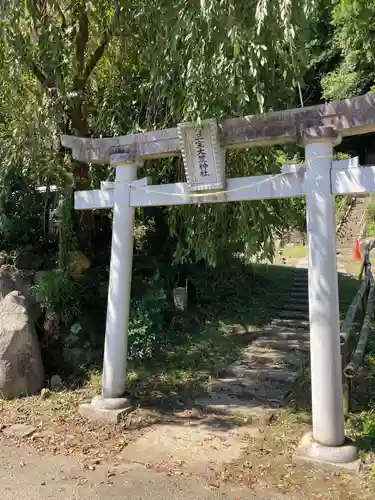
xmin=66 ymin=94 xmax=96 ymax=252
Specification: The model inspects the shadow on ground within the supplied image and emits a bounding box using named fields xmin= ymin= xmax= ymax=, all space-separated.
xmin=122 ymin=264 xmax=360 ymax=416
xmin=124 ymin=261 xmax=296 ymax=412
xmin=69 ymin=258 xmax=296 ymax=398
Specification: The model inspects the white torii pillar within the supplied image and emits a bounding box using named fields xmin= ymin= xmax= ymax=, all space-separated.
xmin=305 ymin=134 xmax=345 ymax=446
xmin=80 ymin=146 xmax=140 ymax=420
xmin=294 ymin=133 xmax=357 ymax=466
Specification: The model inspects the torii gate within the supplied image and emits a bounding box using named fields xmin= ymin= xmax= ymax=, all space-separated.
xmin=62 ymin=94 xmax=375 ymax=469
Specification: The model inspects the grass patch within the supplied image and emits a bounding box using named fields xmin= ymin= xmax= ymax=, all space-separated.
xmin=346 ymin=322 xmax=375 ymax=473
xmin=279 ymin=244 xmax=308 ymax=260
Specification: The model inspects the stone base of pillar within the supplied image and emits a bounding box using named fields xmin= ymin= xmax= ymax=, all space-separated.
xmin=294 ymin=432 xmax=361 ymax=473
xmin=79 ymin=395 xmax=132 ymax=423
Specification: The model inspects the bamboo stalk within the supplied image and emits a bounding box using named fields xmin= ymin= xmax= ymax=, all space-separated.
xmin=340 ymin=278 xmax=369 ymax=345
xmin=341 ymin=338 xmax=352 ymax=414
xmin=344 ymin=279 xmax=375 ymax=379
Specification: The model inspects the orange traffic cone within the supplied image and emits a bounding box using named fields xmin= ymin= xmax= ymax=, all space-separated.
xmin=354 ymin=239 xmax=361 ymax=261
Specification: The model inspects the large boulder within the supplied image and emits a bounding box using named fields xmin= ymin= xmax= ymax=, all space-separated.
xmin=0 ymin=265 xmax=40 ymax=320
xmin=0 ymin=291 xmax=44 ymax=399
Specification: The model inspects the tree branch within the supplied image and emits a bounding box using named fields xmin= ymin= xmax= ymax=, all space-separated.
xmin=81 ymin=0 xmax=119 ymax=86
xmin=31 ymin=61 xmax=48 ymax=86
xmin=14 ymin=30 xmax=49 ymax=86
xmin=75 ymin=4 xmax=89 ymax=79
xmin=52 ymin=0 xmax=67 ymax=30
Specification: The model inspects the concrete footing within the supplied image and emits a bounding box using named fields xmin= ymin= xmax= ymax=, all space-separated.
xmin=79 ymin=395 xmax=132 ymax=423
xmin=294 ymin=432 xmax=361 ymax=473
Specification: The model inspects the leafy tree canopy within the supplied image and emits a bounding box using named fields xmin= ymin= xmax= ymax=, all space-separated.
xmin=0 ymin=0 xmax=318 ymax=264
xmin=322 ymin=0 xmax=375 ymax=100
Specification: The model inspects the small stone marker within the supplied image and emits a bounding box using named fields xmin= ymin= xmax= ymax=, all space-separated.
xmin=50 ymin=374 xmax=62 ymax=391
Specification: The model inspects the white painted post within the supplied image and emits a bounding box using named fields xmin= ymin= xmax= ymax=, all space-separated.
xmin=80 ymin=146 xmax=142 ymax=422
xmin=304 ymin=138 xmax=345 ymax=446
xmin=100 ymin=148 xmax=139 ymax=401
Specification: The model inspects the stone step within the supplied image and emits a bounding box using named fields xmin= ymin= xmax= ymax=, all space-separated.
xmin=208 ymin=369 xmax=300 ymax=395
xmin=289 ymin=290 xmax=309 ymax=297
xmin=252 ymin=336 xmax=310 ymax=353
xmin=292 ymin=281 xmax=308 ymax=288
xmin=293 ymin=267 xmax=308 ymax=273
xmin=288 ymin=290 xmax=309 ymax=296
xmin=236 ymin=346 xmax=307 ymax=369
xmin=271 ymin=318 xmax=309 ymax=329
xmin=292 ymin=278 xmax=309 ymax=284
xmin=258 ymin=327 xmax=310 ymax=342
xmin=293 ymin=278 xmax=309 ymax=283
xmin=287 ymin=298 xmax=309 ymax=306
xmin=281 ymin=303 xmax=309 ymax=312
xmin=276 ymin=309 xmax=309 ymax=320
xmin=202 ymin=381 xmax=289 ymax=406
xmin=291 ymin=285 xmax=309 ymax=292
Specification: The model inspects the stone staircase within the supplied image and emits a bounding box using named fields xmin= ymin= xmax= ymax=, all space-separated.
xmin=272 ymin=252 xmax=347 ymax=330
xmin=194 ymin=199 xmax=370 ymax=419
xmin=337 ymin=196 xmax=369 ymax=253
xmin=272 ymin=266 xmax=309 ymax=327
xmin=195 ymin=262 xmax=311 ymax=416
xmin=195 ymin=253 xmax=350 ymax=419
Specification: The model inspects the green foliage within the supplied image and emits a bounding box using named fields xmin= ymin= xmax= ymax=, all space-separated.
xmin=128 ymin=283 xmax=168 ymax=361
xmin=58 ymin=192 xmax=78 ymax=268
xmin=350 ymin=411 xmax=375 ymax=442
xmin=0 ymin=0 xmax=320 ymax=265
xmin=32 ymin=267 xmax=169 ymax=362
xmin=321 ymin=0 xmax=375 ymax=100
xmin=366 ymin=198 xmax=375 ymax=237
xmin=166 ymin=148 xmax=307 ymax=265
xmin=32 ymin=269 xmax=83 ymax=326
xmin=0 ymin=174 xmax=44 ymax=247
xmin=322 ymin=69 xmax=361 ymax=100
xmin=346 ymin=324 xmax=375 ymax=458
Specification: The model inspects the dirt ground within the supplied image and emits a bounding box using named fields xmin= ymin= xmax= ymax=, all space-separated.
xmin=1 ymin=392 xmax=374 ymax=500
xmin=1 ymin=245 xmax=373 ymax=499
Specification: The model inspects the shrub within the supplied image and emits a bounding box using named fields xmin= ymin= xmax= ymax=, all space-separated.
xmin=0 ymin=183 xmax=44 ymax=247
xmin=32 ymin=269 xmax=84 ymax=326
xmin=367 ymin=198 xmax=375 ymax=237
xmin=128 ymin=283 xmax=168 ymax=361
xmin=33 ymin=269 xmax=169 ymax=362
